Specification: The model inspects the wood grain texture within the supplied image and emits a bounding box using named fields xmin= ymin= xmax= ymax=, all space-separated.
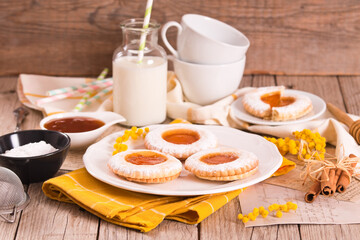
xmin=300 ymin=225 xmax=343 ymax=240
xmin=127 ymin=220 xmax=197 ymax=240
xmin=98 ymin=220 xmax=127 ymax=240
xmin=16 ymin=182 xmax=99 ymax=240
xmin=276 ymin=76 xmax=343 ymax=108
xmin=62 ymin=148 xmax=87 ymax=170
xmin=0 ymin=77 xmax=22 ymax=134
xmin=338 ymin=225 xmax=360 ymax=240
xmin=0 ymin=210 xmax=20 ymax=240
xmin=251 ymin=225 xmax=278 ymax=240
xmin=252 ymin=75 xmax=276 ymax=87
xmin=338 ymin=76 xmax=360 ymax=115
xmin=0 ymin=77 xmax=43 ymax=133
xmin=240 ymin=75 xmax=253 ymax=88
xmin=277 ymin=225 xmax=301 ymax=240
xmin=1 ymin=0 xmax=360 ymax=76
xmin=200 ymin=197 xmax=253 ymax=240
xmin=98 ymin=206 xmax=198 ymax=240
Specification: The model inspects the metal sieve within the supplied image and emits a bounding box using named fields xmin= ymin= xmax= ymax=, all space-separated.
xmin=0 ymin=167 xmax=30 ymax=223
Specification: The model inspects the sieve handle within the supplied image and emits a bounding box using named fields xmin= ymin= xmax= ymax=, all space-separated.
xmin=13 ymin=107 xmax=29 ymax=132
xmin=0 ymin=207 xmax=17 ymax=223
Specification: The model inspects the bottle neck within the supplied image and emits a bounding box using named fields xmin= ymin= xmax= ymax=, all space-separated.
xmin=122 ymin=28 xmax=159 ymax=49
xmin=114 ymin=19 xmax=164 ymax=60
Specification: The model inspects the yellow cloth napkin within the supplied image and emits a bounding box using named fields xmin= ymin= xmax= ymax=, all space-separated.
xmin=272 ymin=157 xmax=296 ymax=177
xmin=42 ymin=168 xmax=243 ymax=232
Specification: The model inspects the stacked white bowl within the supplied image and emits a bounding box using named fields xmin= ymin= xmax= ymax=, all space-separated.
xmin=162 ymin=14 xmax=249 ymax=105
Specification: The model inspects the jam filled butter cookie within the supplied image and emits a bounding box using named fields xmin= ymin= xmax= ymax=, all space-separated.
xmin=242 ymin=86 xmax=313 ymax=121
xmin=108 ymin=150 xmax=182 ymax=183
xmin=185 ymin=148 xmax=259 ymax=181
xmin=144 ymin=124 xmax=217 ymax=160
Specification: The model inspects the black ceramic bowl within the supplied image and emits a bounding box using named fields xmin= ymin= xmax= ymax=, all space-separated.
xmin=0 ymin=130 xmax=71 ymax=184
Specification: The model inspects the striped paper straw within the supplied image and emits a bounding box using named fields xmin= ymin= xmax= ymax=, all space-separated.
xmin=37 ymin=81 xmax=113 ymax=105
xmin=72 ymin=68 xmax=109 ymax=112
xmin=73 ymin=91 xmax=94 ymax=112
xmin=37 ymin=91 xmax=82 ymax=105
xmin=97 ymin=68 xmax=109 ymax=81
xmin=46 ymin=78 xmax=111 ymax=96
xmin=84 ymin=86 xmax=113 ymax=106
xmin=137 ymin=0 xmax=153 ymax=63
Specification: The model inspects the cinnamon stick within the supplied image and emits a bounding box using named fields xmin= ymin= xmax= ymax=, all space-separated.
xmin=321 ymin=168 xmax=336 ymax=196
xmin=333 ymin=168 xmax=342 ymax=189
xmin=320 ymin=168 xmax=336 ymax=196
xmin=305 ymin=181 xmax=321 ymax=203
xmin=336 ymin=154 xmax=357 ymax=193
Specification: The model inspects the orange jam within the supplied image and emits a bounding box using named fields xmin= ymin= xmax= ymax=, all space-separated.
xmin=200 ymin=153 xmax=238 ymax=165
xmin=162 ymin=129 xmax=200 ymax=145
xmin=261 ymin=92 xmax=295 ymax=108
xmin=125 ymin=151 xmax=167 ymax=165
xmin=44 ymin=117 xmax=105 ymax=133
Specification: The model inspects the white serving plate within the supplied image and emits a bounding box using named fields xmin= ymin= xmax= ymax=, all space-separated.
xmin=231 ymin=89 xmax=326 ymax=126
xmin=83 ymin=125 xmax=282 ymax=196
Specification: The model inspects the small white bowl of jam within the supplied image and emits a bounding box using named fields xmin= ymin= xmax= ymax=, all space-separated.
xmin=40 ymin=111 xmax=125 ymax=149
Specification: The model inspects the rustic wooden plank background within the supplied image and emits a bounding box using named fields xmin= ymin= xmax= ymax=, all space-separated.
xmin=1 ymin=0 xmax=360 ymax=76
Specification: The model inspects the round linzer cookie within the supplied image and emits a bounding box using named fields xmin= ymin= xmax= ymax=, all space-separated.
xmin=184 ymin=148 xmax=259 ymax=181
xmin=242 ymin=86 xmax=313 ymax=121
xmin=108 ymin=149 xmax=182 ymax=183
xmin=144 ymin=124 xmax=217 ymax=160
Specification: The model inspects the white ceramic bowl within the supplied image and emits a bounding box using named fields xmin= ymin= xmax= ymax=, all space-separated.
xmin=171 ymin=56 xmax=246 ymax=105
xmin=40 ymin=111 xmax=125 ymax=149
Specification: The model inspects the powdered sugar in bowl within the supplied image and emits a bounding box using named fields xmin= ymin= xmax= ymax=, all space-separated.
xmin=0 ymin=130 xmax=71 ymax=183
xmin=2 ymin=141 xmax=58 ymax=157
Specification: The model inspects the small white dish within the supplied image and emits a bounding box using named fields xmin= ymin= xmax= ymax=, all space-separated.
xmin=83 ymin=125 xmax=282 ymax=196
xmin=40 ymin=111 xmax=126 ymax=149
xmin=231 ymin=89 xmax=326 ymax=126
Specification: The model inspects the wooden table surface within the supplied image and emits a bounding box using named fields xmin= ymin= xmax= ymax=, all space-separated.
xmin=1 ymin=75 xmax=360 ymax=240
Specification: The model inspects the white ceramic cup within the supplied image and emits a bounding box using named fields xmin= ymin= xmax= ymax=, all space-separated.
xmin=162 ymin=14 xmax=250 ymax=65
xmin=170 ymin=55 xmax=246 ymax=105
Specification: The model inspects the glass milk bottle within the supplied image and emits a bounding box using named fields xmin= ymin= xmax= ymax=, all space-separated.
xmin=113 ymin=19 xmax=167 ymax=126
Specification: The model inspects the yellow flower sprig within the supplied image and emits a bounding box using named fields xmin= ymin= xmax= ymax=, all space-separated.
xmin=293 ymin=129 xmax=326 ymax=160
xmin=264 ymin=136 xmax=299 ymax=156
xmin=264 ymin=129 xmax=326 ymax=160
xmin=112 ymin=126 xmax=150 ymax=155
xmin=237 ymin=202 xmax=297 ymax=223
